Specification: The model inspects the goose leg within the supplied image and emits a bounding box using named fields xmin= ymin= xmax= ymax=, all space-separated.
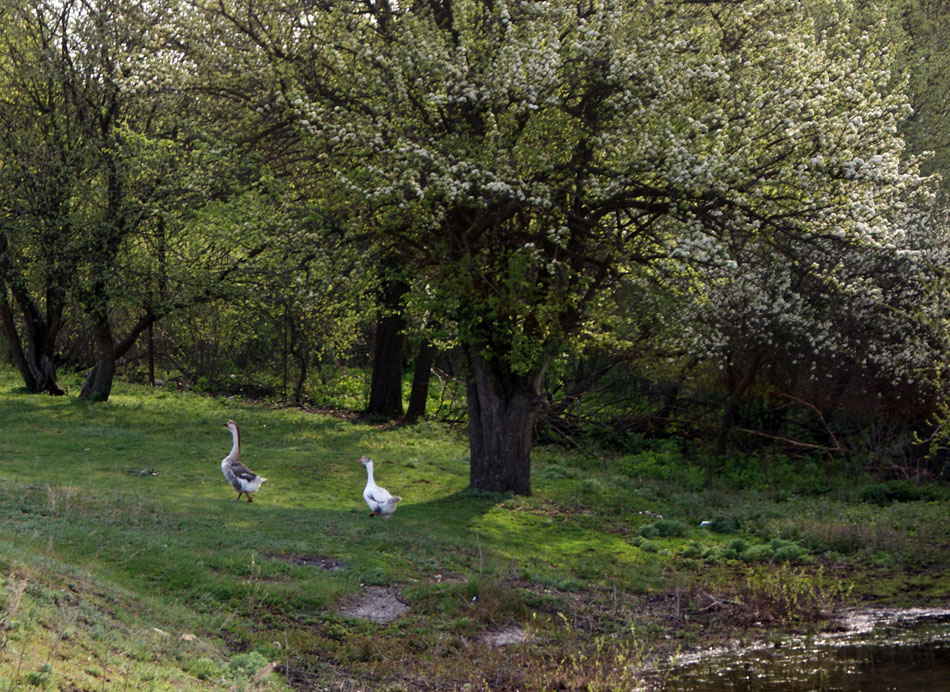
xmin=235 ymin=492 xmax=242 ymax=501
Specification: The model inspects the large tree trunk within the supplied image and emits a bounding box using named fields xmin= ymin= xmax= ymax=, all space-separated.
xmin=80 ymin=312 xmax=156 ymax=402
xmin=403 ymin=340 xmax=436 ymax=425
xmin=366 ymin=275 xmax=408 ymax=419
xmin=467 ymin=350 xmax=546 ymax=496
xmin=80 ymin=316 xmax=117 ymax=401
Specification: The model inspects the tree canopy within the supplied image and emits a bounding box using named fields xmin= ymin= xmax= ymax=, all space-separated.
xmin=1 ymin=0 xmax=948 ymax=491
xmin=197 ymin=0 xmax=944 ymax=492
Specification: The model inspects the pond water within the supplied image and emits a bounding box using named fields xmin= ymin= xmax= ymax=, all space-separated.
xmin=662 ymin=609 xmax=950 ymax=692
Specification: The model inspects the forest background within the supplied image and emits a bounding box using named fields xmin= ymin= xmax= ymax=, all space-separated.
xmin=1 ymin=1 xmax=950 ymax=689
xmin=4 ymin=0 xmax=950 ymax=494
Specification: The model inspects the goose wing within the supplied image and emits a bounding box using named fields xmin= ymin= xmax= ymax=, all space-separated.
xmin=364 ymin=484 xmax=392 ymax=510
xmin=368 ymin=486 xmax=392 ymax=504
xmin=225 ymin=461 xmax=259 ymax=490
xmin=229 ymin=461 xmax=259 ymax=482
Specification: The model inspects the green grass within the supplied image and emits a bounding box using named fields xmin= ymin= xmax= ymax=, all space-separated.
xmin=0 ymin=371 xmax=947 ymax=690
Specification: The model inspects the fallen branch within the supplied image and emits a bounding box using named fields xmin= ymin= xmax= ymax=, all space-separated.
xmin=734 ymin=427 xmax=843 ymax=454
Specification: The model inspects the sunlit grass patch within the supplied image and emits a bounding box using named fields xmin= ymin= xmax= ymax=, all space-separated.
xmin=0 ymin=544 xmax=285 ymax=691
xmin=0 ymin=371 xmax=946 ymax=688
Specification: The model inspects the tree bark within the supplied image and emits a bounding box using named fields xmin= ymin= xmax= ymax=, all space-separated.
xmin=292 ymin=347 xmax=308 ymax=405
xmin=80 ymin=312 xmax=156 ymax=402
xmin=0 ymin=287 xmax=65 ymax=395
xmin=404 ymin=340 xmax=436 ymax=424
xmin=80 ymin=316 xmax=117 ymax=401
xmin=147 ymin=321 xmax=155 ymax=386
xmin=466 ymin=350 xmax=546 ymax=496
xmin=366 ymin=275 xmax=408 ymax=419
xmin=0 ymin=296 xmax=37 ymax=391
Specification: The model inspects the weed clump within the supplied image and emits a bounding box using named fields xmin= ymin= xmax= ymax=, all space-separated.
xmin=708 ymin=516 xmax=740 ymax=534
xmin=681 ymin=542 xmax=705 ymax=559
xmin=186 ymin=657 xmax=223 ymax=681
xmin=632 ymin=537 xmax=660 ymax=553
xmin=582 ymin=478 xmax=608 ymax=494
xmin=741 ymin=564 xmax=849 ymax=623
xmin=770 ymin=538 xmax=808 ymax=563
xmin=637 ymin=519 xmax=688 ymax=539
xmin=858 ymin=480 xmax=932 ymax=505
xmin=23 ymin=664 xmax=53 ymax=687
xmin=739 ymin=544 xmax=774 ymax=563
xmin=614 ymin=443 xmax=704 ymax=488
xmin=539 ymin=465 xmax=576 ymax=480
xmin=676 ymin=537 xmax=808 ymax=565
xmin=227 ymin=651 xmax=275 ymax=690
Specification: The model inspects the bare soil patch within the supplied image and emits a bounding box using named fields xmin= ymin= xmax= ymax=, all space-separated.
xmin=480 ymin=625 xmax=531 ymax=647
xmin=336 ymin=586 xmax=409 ymax=624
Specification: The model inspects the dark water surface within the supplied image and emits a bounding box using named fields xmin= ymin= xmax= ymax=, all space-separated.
xmin=663 ymin=610 xmax=950 ymax=691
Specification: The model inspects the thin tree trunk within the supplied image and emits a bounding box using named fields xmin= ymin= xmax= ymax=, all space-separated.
xmin=367 ymin=276 xmax=408 ymax=419
xmin=404 ymin=340 xmax=436 ymax=424
xmin=0 ymin=295 xmax=37 ymax=391
xmin=292 ymin=348 xmax=308 ymax=405
xmin=147 ymin=321 xmax=155 ymax=386
xmin=467 ymin=350 xmax=546 ymax=496
xmin=714 ymin=351 xmax=764 ymax=457
xmin=2 ymin=287 xmax=65 ymax=395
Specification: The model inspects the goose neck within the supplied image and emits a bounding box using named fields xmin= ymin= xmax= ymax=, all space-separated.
xmin=228 ymin=426 xmax=240 ymax=460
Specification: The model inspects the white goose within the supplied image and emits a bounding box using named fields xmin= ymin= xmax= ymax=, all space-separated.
xmin=222 ymin=420 xmax=267 ymax=502
xmin=359 ymin=456 xmax=401 ymax=519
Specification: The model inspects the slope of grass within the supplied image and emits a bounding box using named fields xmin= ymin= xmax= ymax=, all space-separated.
xmin=0 ymin=371 xmax=947 ymax=690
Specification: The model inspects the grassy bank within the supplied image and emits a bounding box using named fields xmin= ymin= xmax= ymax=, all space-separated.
xmin=0 ymin=372 xmax=947 ymax=690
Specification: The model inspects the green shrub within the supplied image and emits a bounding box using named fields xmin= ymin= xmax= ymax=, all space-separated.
xmin=709 ymin=516 xmax=740 ymax=534
xmin=582 ymin=477 xmax=608 ymax=494
xmin=227 ymin=650 xmax=271 ymax=682
xmin=613 ymin=443 xmax=704 ymax=488
xmin=681 ymin=542 xmax=705 ymax=559
xmin=637 ymin=519 xmax=688 ymax=539
xmin=632 ymin=538 xmax=659 ymax=553
xmin=722 ymin=546 xmax=742 ymax=560
xmin=187 ymin=657 xmax=223 ymax=681
xmin=719 ymin=454 xmax=832 ymax=494
xmin=858 ymin=480 xmax=928 ymax=505
xmin=740 ymin=544 xmax=774 ymax=563
xmin=653 ymin=519 xmax=689 ymax=537
xmin=770 ymin=538 xmax=807 ymax=563
xmin=23 ymin=664 xmax=53 ymax=687
xmin=539 ymin=464 xmax=576 ymax=480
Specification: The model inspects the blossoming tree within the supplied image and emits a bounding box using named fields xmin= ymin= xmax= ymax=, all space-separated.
xmin=209 ymin=0 xmax=937 ymax=493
